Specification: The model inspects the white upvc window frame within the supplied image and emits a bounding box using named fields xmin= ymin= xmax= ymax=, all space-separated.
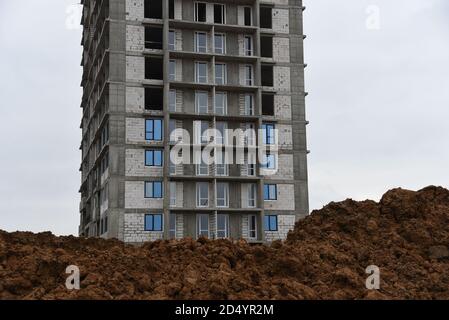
xmin=215 ymin=63 xmax=227 ymax=85
xmin=168 ymin=30 xmax=176 ymax=51
xmin=248 ymin=214 xmax=258 ymax=240
xmin=169 ymin=59 xmax=176 ymax=81
xmin=196 ymin=182 xmax=209 ymax=208
xmin=197 ymin=213 xmax=210 ymax=238
xmin=169 ymin=89 xmax=176 ymax=112
xmin=195 ymin=31 xmax=208 ymax=53
xmin=194 ymin=2 xmax=207 ymax=22
xmin=244 ymin=35 xmax=253 ymax=56
xmin=195 ymin=61 xmax=208 ymax=83
xmin=217 ymin=214 xmax=230 ymax=239
xmin=214 ymin=33 xmax=226 ymax=54
xmin=214 ymin=92 xmax=227 ymax=115
xmin=244 ymin=94 xmax=254 ymax=115
xmin=214 ymin=3 xmax=226 ymax=24
xmin=196 ymin=160 xmax=210 ymax=176
xmin=170 ymin=182 xmax=177 ymax=206
xmin=245 ymin=64 xmax=254 ymax=86
xmin=195 ymin=91 xmax=209 ymax=114
xmin=248 ymin=184 xmax=257 ymax=208
xmin=216 ymin=182 xmax=229 ymax=208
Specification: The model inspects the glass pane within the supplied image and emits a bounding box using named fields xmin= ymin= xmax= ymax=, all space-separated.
xmin=264 ymin=216 xmax=269 ymax=231
xmin=270 ymin=216 xmax=277 ymax=231
xmin=145 ymin=182 xmax=153 ymax=198
xmin=169 ymin=31 xmax=175 ymax=50
xmin=145 ymin=215 xmax=154 ymax=231
xmin=154 ymin=215 xmax=162 ymax=231
xmin=154 ymin=120 xmax=162 ymax=140
xmin=169 ymin=90 xmax=176 ymax=111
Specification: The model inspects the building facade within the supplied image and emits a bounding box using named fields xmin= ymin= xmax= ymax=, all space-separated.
xmin=79 ymin=0 xmax=309 ymax=243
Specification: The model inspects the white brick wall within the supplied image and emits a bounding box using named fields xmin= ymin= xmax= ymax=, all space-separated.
xmin=126 ymin=25 xmax=144 ymax=51
xmin=265 ymin=215 xmax=295 ymax=242
xmin=278 ymin=124 xmax=293 ymax=150
xmin=126 ymin=56 xmax=145 ymax=81
xmin=274 ymin=95 xmax=292 ymax=120
xmin=126 ymin=0 xmax=144 ymax=21
xmin=125 ymin=181 xmax=164 ymax=209
xmin=273 ymin=9 xmax=289 ymax=34
xmin=126 ymin=149 xmax=163 ymax=177
xmin=264 ymin=154 xmax=294 ymax=180
xmin=124 ymin=213 xmax=164 ymax=243
xmin=126 ymin=86 xmax=145 ymax=112
xmin=273 ymin=37 xmax=290 ymax=63
xmin=274 ymin=66 xmax=291 ymax=92
xmin=264 ymin=184 xmax=295 ymax=211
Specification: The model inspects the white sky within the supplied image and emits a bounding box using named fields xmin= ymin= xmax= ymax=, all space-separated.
xmin=0 ymin=0 xmax=448 ymax=235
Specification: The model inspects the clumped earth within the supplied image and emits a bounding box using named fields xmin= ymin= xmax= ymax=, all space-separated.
xmin=1 ymin=186 xmax=449 ymax=300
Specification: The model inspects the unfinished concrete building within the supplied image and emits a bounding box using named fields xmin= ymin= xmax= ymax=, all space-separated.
xmin=79 ymin=0 xmax=309 ymax=243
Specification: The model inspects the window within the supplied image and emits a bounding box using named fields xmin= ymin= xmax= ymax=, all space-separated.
xmin=215 ymin=121 xmax=227 ymax=145
xmin=214 ymin=33 xmax=225 ymax=54
xmin=145 ymin=26 xmax=163 ymax=49
xmin=244 ymin=123 xmax=255 ymax=146
xmin=247 ymin=163 xmax=256 ymax=176
xmin=196 ymin=159 xmax=209 ymax=176
xmin=169 ymin=90 xmax=177 ymax=112
xmin=169 ymin=119 xmax=177 ymax=142
xmin=168 ymin=30 xmax=175 ymax=50
xmin=262 ymin=93 xmax=275 ymax=116
xmin=170 ymin=182 xmax=177 ymax=206
xmin=194 ymin=2 xmax=207 ymax=22
xmin=264 ymin=184 xmax=277 ymax=200
xmin=249 ymin=214 xmax=257 ymax=239
xmin=195 ymin=62 xmax=208 ymax=83
xmin=195 ymin=91 xmax=209 ymax=114
xmin=261 ymin=36 xmax=273 ymax=58
xmin=169 ymin=0 xmax=175 ymax=19
xmin=144 ymin=0 xmax=162 ymax=19
xmin=244 ymin=7 xmax=252 ymax=26
xmin=145 ymin=57 xmax=163 ymax=80
xmin=145 ymin=87 xmax=163 ymax=110
xmin=215 ymin=151 xmax=229 ymax=176
xmin=145 ymin=149 xmax=163 ymax=166
xmin=217 ymin=214 xmax=229 ymax=238
xmin=264 ymin=215 xmax=278 ymax=231
xmin=197 ymin=182 xmax=209 ymax=207
xmin=200 ymin=121 xmax=209 ymax=143
xmin=248 ymin=184 xmax=257 ymax=208
xmin=195 ymin=32 xmax=207 ymax=53
xmin=261 ymin=64 xmax=274 ymax=87
xmin=262 ymin=123 xmax=275 ymax=145
xmin=214 ymin=92 xmax=227 ymax=115
xmin=262 ymin=153 xmax=276 ymax=169
xmin=169 ymin=60 xmax=176 ymax=81
xmin=244 ymin=36 xmax=253 ymax=56
xmin=197 ymin=214 xmax=209 ymax=238
xmin=169 ymin=214 xmax=176 ymax=238
xmin=214 ymin=4 xmax=225 ymax=24
xmin=145 ymin=181 xmax=164 ymax=198
xmin=244 ymin=94 xmax=254 ymax=115
xmin=145 ymin=119 xmax=163 ymax=141
xmin=260 ymin=6 xmax=272 ymax=29
xmin=145 ymin=214 xmax=163 ymax=231
xmin=216 ymin=182 xmax=229 ymax=207
xmin=245 ymin=65 xmax=253 ymax=86
xmin=215 ymin=63 xmax=227 ymax=85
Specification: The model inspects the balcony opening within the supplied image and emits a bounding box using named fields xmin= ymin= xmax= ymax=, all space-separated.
xmin=214 ymin=4 xmax=225 ymax=24
xmin=169 ymin=0 xmax=175 ymax=19
xmin=261 ymin=64 xmax=274 ymax=87
xmin=244 ymin=7 xmax=252 ymax=26
xmin=194 ymin=2 xmax=207 ymax=22
xmin=261 ymin=36 xmax=273 ymax=58
xmin=260 ymin=7 xmax=272 ymax=29
xmin=145 ymin=57 xmax=163 ymax=80
xmin=145 ymin=87 xmax=164 ymax=110
xmin=145 ymin=26 xmax=163 ymax=49
xmin=144 ymin=0 xmax=163 ymax=19
xmin=262 ymin=93 xmax=275 ymax=116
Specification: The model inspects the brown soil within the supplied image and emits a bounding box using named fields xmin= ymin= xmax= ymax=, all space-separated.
xmin=1 ymin=186 xmax=449 ymax=300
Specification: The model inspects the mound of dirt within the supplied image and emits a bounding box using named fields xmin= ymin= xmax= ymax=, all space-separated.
xmin=1 ymin=186 xmax=449 ymax=300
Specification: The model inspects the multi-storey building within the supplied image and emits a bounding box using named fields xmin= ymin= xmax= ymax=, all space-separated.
xmin=79 ymin=0 xmax=309 ymax=243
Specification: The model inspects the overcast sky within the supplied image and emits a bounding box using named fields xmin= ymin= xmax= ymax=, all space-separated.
xmin=0 ymin=0 xmax=448 ymax=236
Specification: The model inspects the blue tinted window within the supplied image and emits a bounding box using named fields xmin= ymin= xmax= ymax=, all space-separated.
xmin=264 ymin=184 xmax=277 ymax=200
xmin=262 ymin=154 xmax=275 ymax=169
xmin=146 ymin=119 xmax=163 ymax=141
xmin=262 ymin=123 xmax=275 ymax=144
xmin=145 ymin=150 xmax=163 ymax=166
xmin=264 ymin=215 xmax=278 ymax=231
xmin=154 ymin=182 xmax=163 ymax=198
xmin=145 ymin=214 xmax=163 ymax=231
xmin=145 ymin=181 xmax=163 ymax=198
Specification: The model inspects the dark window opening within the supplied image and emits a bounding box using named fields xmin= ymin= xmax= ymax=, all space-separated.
xmin=169 ymin=0 xmax=175 ymax=19
xmin=262 ymin=93 xmax=274 ymax=116
xmin=145 ymin=57 xmax=163 ymax=80
xmin=144 ymin=0 xmax=163 ymax=19
xmin=145 ymin=87 xmax=164 ymax=110
xmin=214 ymin=4 xmax=225 ymax=24
xmin=244 ymin=7 xmax=252 ymax=26
xmin=261 ymin=65 xmax=274 ymax=87
xmin=261 ymin=36 xmax=273 ymax=58
xmin=195 ymin=2 xmax=207 ymax=22
xmin=260 ymin=7 xmax=272 ymax=29
xmin=145 ymin=26 xmax=163 ymax=49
